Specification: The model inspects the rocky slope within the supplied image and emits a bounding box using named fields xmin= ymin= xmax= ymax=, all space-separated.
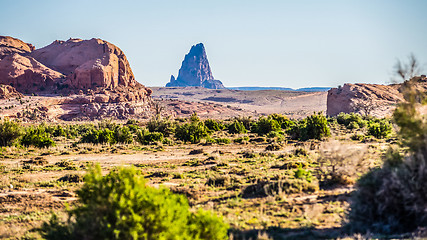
xmin=166 ymin=43 xmax=225 ymax=89
xmin=327 ymin=76 xmax=427 ymax=117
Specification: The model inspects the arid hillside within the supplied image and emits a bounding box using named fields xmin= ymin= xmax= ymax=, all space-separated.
xmin=151 ymin=87 xmax=327 ymax=118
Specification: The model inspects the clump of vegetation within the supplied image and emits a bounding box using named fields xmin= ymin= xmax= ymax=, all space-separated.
xmin=348 ymin=72 xmax=427 ymax=233
xmin=204 ymin=119 xmax=224 ymax=132
xmin=136 ymin=129 xmax=164 ymax=145
xmin=317 ymin=142 xmax=366 ymax=186
xmin=40 ymin=165 xmax=228 ymax=240
xmin=252 ymin=117 xmax=280 ymax=135
xmin=336 ymin=112 xmax=366 ymax=129
xmin=175 ymin=121 xmax=210 ymax=144
xmin=242 ymin=177 xmax=318 ymax=198
xmin=21 ymin=125 xmax=55 ymax=148
xmin=288 ymin=113 xmax=330 ymax=141
xmin=147 ymin=116 xmax=176 ymax=137
xmin=268 ymin=113 xmax=295 ymax=129
xmin=80 ymin=128 xmax=115 ymax=144
xmin=0 ymin=119 xmax=22 ymax=146
xmin=367 ymin=118 xmax=392 ymax=139
xmin=227 ymin=120 xmax=247 ymax=134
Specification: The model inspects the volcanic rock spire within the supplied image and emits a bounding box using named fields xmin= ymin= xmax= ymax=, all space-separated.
xmin=166 ymin=43 xmax=225 ymax=89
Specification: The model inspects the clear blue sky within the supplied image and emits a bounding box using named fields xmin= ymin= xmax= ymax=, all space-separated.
xmin=1 ymin=0 xmax=427 ymax=88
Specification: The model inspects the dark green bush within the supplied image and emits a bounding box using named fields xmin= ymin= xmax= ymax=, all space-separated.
xmin=252 ymin=117 xmax=280 ymax=135
xmin=40 ymin=165 xmax=228 ymax=240
xmin=227 ymin=120 xmax=247 ymax=134
xmin=336 ymin=113 xmax=366 ymax=129
xmin=204 ymin=119 xmax=224 ymax=132
xmin=81 ymin=128 xmax=115 ymax=144
xmin=136 ymin=130 xmax=164 ymax=145
xmin=175 ymin=122 xmax=209 ymax=144
xmin=21 ymin=125 xmax=55 ymax=148
xmin=268 ymin=113 xmax=295 ymax=129
xmin=114 ymin=126 xmax=133 ymax=144
xmin=0 ymin=119 xmax=22 ymax=146
xmin=288 ymin=113 xmax=330 ymax=141
xmin=367 ymin=119 xmax=392 ymax=139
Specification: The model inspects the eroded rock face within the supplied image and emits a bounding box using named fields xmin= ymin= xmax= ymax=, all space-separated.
xmin=0 ymin=36 xmax=35 ymax=59
xmin=0 ymin=85 xmax=23 ymax=99
xmin=30 ymin=38 xmax=138 ymax=90
xmin=326 ymin=77 xmax=427 ymax=117
xmin=0 ymin=53 xmax=64 ymax=93
xmin=0 ymin=36 xmax=153 ymax=120
xmin=166 ymin=43 xmax=225 ymax=89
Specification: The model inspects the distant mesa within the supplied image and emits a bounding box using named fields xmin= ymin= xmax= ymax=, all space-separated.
xmin=0 ymin=36 xmax=151 ymax=103
xmin=166 ymin=43 xmax=225 ymax=89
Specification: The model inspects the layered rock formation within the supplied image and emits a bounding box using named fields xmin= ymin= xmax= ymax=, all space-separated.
xmin=166 ymin=43 xmax=225 ymax=89
xmin=0 ymin=36 xmax=153 ymax=120
xmin=327 ymin=76 xmax=427 ymax=117
xmin=0 ymin=85 xmax=23 ymax=99
xmin=0 ymin=36 xmax=65 ymax=93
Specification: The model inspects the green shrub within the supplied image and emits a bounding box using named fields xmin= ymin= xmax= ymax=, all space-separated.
xmin=336 ymin=113 xmax=366 ymax=129
xmin=81 ymin=128 xmax=115 ymax=144
xmin=0 ymin=119 xmax=22 ymax=146
xmin=175 ymin=122 xmax=209 ymax=144
xmin=252 ymin=117 xmax=280 ymax=135
xmin=21 ymin=125 xmax=55 ymax=148
xmin=40 ymin=165 xmax=228 ymax=240
xmin=367 ymin=119 xmax=392 ymax=139
xmin=136 ymin=130 xmax=164 ymax=145
xmin=227 ymin=120 xmax=247 ymax=134
xmin=147 ymin=116 xmax=175 ymax=137
xmin=288 ymin=113 xmax=330 ymax=141
xmin=114 ymin=126 xmax=133 ymax=144
xmin=268 ymin=114 xmax=295 ymax=129
xmin=204 ymin=119 xmax=224 ymax=132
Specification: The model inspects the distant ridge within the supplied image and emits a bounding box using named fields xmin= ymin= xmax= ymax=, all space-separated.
xmin=228 ymin=87 xmax=330 ymax=92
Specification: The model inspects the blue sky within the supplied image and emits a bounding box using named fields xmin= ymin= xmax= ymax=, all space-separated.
xmin=1 ymin=0 xmax=427 ymax=88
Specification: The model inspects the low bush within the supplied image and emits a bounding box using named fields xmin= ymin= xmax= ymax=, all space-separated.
xmin=40 ymin=165 xmax=228 ymax=240
xmin=288 ymin=113 xmax=330 ymax=141
xmin=227 ymin=120 xmax=247 ymax=134
xmin=204 ymin=119 xmax=224 ymax=132
xmin=0 ymin=119 xmax=22 ymax=146
xmin=147 ymin=116 xmax=175 ymax=137
xmin=114 ymin=126 xmax=133 ymax=144
xmin=268 ymin=113 xmax=295 ymax=129
xmin=21 ymin=125 xmax=55 ymax=148
xmin=175 ymin=122 xmax=210 ymax=144
xmin=336 ymin=112 xmax=366 ymax=129
xmin=136 ymin=130 xmax=164 ymax=145
xmin=367 ymin=119 xmax=392 ymax=139
xmin=252 ymin=117 xmax=280 ymax=135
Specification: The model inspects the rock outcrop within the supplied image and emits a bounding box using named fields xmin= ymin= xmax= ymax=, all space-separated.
xmin=327 ymin=76 xmax=427 ymax=117
xmin=166 ymin=43 xmax=225 ymax=89
xmin=0 ymin=36 xmax=35 ymax=58
xmin=0 ymin=36 xmax=65 ymax=93
xmin=30 ymin=38 xmax=139 ymax=90
xmin=0 ymin=36 xmax=153 ymax=120
xmin=0 ymin=85 xmax=23 ymax=99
